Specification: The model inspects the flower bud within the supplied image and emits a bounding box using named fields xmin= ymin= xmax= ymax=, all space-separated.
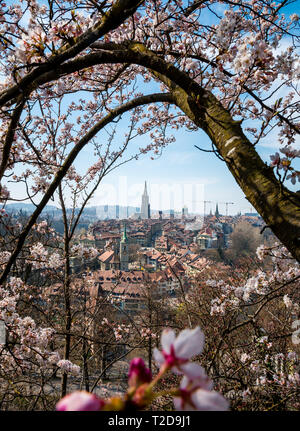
xmin=128 ymin=358 xmax=152 ymax=388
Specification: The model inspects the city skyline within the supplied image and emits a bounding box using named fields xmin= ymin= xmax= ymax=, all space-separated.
xmin=89 ymin=175 xmax=256 ymax=216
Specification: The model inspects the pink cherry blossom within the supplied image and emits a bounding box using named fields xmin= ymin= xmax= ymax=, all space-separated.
xmin=174 ymin=375 xmax=229 ymax=411
xmin=56 ymin=391 xmax=105 ymax=411
xmin=153 ymin=327 xmax=205 ymax=377
xmin=57 ymin=359 xmax=80 ymax=376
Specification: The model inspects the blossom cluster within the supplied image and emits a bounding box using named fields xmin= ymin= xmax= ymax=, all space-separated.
xmin=56 ymin=327 xmax=229 ymax=411
xmin=57 ymin=359 xmax=81 ymax=376
xmin=244 ymin=343 xmax=300 ymax=390
xmin=208 ymin=242 xmax=300 ymax=317
xmin=0 ymin=279 xmax=71 ymax=376
xmin=70 ymin=244 xmax=98 ymax=260
xmin=28 ymin=242 xmax=63 ymax=269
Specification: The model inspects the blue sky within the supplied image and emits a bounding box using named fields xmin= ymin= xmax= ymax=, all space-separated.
xmin=84 ymin=72 xmax=299 ymax=215
xmin=5 ymin=0 xmax=300 ymax=216
xmin=73 ymin=1 xmax=300 ymax=215
xmin=86 ymin=125 xmax=253 ymax=215
xmin=86 ymin=118 xmax=299 ymax=215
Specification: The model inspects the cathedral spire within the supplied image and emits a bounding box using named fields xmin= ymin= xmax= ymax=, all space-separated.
xmin=141 ymin=180 xmax=150 ymax=219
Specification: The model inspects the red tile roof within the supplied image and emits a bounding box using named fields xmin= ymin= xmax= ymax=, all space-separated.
xmin=99 ymin=250 xmax=115 ymax=262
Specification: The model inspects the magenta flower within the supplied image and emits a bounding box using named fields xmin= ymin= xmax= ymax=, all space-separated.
xmin=56 ymin=391 xmax=105 ymax=411
xmin=128 ymin=358 xmax=152 ymax=388
xmin=153 ymin=327 xmax=205 ymax=377
xmin=174 ymin=375 xmax=229 ymax=411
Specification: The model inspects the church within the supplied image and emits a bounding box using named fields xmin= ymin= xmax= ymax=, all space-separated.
xmin=98 ymin=224 xmax=129 ymax=271
xmin=140 ymin=181 xmax=150 ymax=219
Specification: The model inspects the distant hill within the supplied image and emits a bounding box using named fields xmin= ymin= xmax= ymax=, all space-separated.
xmin=5 ymin=203 xmax=138 ymax=219
xmin=5 ymin=203 xmax=180 ymax=219
xmin=6 ymin=203 xmax=61 ymax=214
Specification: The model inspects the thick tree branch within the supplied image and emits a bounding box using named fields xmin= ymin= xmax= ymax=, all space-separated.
xmin=0 ymin=97 xmax=25 ymax=182
xmin=0 ymin=0 xmax=145 ymax=108
xmin=142 ymin=48 xmax=299 ymax=135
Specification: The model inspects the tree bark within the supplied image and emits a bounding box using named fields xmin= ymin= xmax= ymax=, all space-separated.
xmin=59 ymin=185 xmax=72 ymax=398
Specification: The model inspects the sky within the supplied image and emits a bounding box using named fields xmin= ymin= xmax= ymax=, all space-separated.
xmin=84 ymin=1 xmax=300 ymax=215
xmin=86 ymin=126 xmax=253 ymax=215
xmin=83 ymin=63 xmax=300 ymax=216
xmin=4 ymin=0 xmax=300 ymax=216
xmin=85 ymin=119 xmax=299 ymax=216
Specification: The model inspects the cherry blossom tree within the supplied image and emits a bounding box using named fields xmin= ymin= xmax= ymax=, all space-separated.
xmin=0 ymin=0 xmax=299 ymax=411
xmin=0 ymin=0 xmax=298 ymax=285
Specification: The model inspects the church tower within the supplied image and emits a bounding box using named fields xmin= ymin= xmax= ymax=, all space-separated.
xmin=215 ymin=203 xmax=220 ymax=217
xmin=141 ymin=181 xmax=150 ymax=219
xmin=120 ymin=223 xmax=129 ymax=271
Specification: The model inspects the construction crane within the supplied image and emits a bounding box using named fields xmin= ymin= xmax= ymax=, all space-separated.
xmin=220 ymin=201 xmax=234 ymax=216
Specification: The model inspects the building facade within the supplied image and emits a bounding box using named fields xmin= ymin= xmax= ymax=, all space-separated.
xmin=120 ymin=224 xmax=129 ymax=271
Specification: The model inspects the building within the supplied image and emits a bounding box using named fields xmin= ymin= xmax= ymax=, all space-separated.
xmin=141 ymin=181 xmax=150 ymax=219
xmin=120 ymin=224 xmax=129 ymax=271
xmin=99 ymin=250 xmax=119 ymax=270
xmin=182 ymin=206 xmax=188 ymax=221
